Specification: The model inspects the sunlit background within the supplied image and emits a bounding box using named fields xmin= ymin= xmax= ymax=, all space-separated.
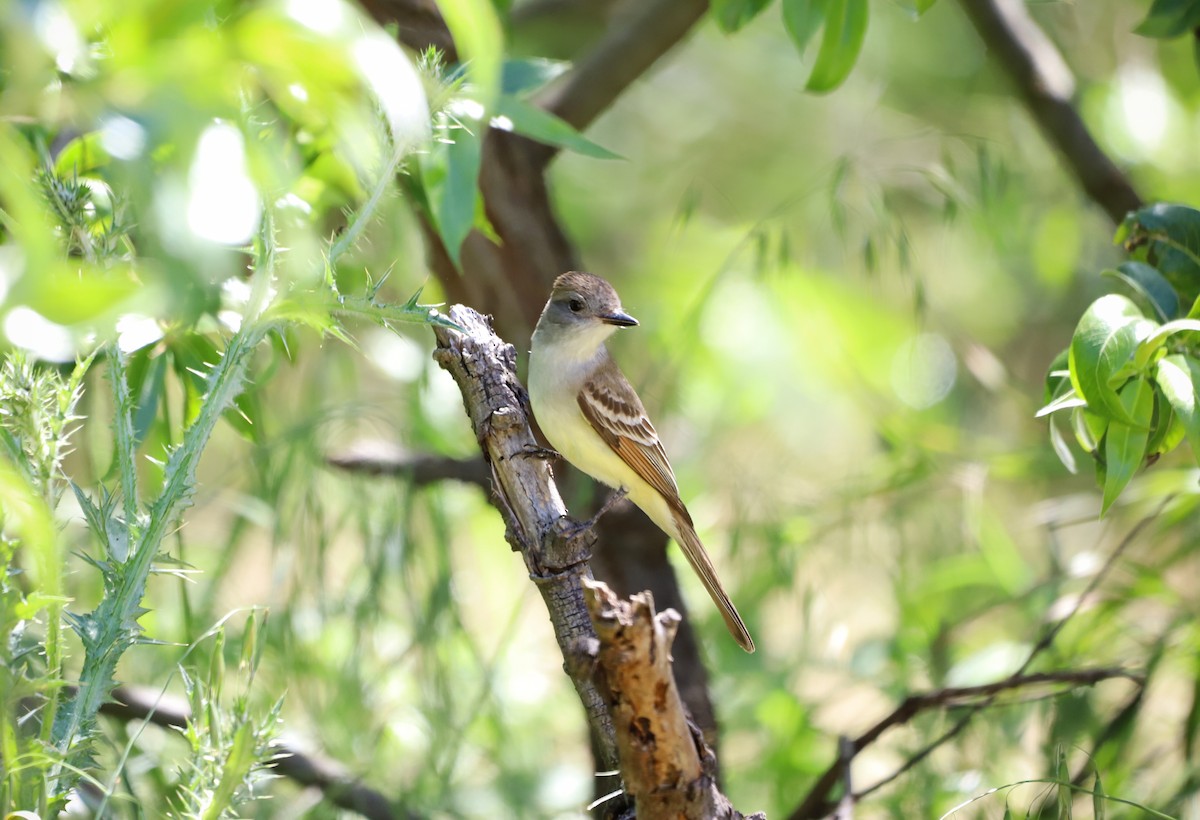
xmin=3 ymin=0 xmax=1200 ymax=816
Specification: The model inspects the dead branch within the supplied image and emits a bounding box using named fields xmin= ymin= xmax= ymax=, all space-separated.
xmin=430 ymin=305 xmax=621 ymax=777
xmin=957 ymin=0 xmax=1143 ymax=223
xmin=583 ymin=580 xmax=764 ymax=820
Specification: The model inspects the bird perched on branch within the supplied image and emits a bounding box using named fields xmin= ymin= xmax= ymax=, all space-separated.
xmin=528 ymin=271 xmax=755 ymax=653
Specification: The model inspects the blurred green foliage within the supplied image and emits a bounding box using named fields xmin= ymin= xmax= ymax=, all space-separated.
xmin=1 ymin=0 xmax=1200 ymax=818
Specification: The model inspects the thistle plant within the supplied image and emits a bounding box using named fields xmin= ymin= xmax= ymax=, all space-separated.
xmin=0 ymin=351 xmax=90 ymax=812
xmin=169 ymin=611 xmax=282 ymax=819
xmin=2 ymin=131 xmax=455 ymax=814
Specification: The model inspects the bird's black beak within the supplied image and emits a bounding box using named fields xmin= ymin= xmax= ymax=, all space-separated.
xmin=600 ymin=311 xmax=638 ymax=327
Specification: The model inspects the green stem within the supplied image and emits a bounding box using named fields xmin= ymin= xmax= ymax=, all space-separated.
xmin=327 ymin=143 xmax=407 ymax=271
xmin=49 ymin=320 xmax=272 ymax=791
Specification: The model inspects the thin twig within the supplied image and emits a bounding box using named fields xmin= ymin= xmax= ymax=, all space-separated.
xmin=835 ymin=736 xmax=854 ymax=820
xmin=957 ymin=0 xmax=1143 ymax=223
xmin=789 ymin=500 xmax=1167 ymax=820
xmin=856 ymin=667 xmax=1143 ymax=751
xmin=326 ymin=444 xmax=490 ymax=488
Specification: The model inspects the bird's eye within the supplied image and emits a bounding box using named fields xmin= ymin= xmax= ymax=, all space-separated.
xmin=568 ymin=298 xmax=584 ymax=313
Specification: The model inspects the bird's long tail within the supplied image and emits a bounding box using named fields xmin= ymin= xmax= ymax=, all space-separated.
xmin=671 ymin=514 xmax=755 ymax=653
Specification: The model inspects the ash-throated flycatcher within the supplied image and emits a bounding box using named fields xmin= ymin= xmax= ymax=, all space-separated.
xmin=528 ymin=272 xmax=755 ymax=653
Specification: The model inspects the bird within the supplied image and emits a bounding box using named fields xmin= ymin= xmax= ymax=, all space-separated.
xmin=528 ymin=271 xmax=755 ymax=652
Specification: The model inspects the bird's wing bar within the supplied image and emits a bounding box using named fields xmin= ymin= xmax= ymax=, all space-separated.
xmin=577 ymin=376 xmax=691 ymax=525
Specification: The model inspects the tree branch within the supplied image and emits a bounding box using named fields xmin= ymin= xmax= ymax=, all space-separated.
xmin=326 ymin=443 xmax=489 ymax=488
xmin=787 ymin=670 xmax=1142 ymax=820
xmin=100 ymin=686 xmax=406 ymax=820
xmin=355 ymin=0 xmax=457 ymax=61
xmin=537 ymin=0 xmax=708 ymax=156
xmin=359 ymin=0 xmax=724 ymax=786
xmin=789 ymin=500 xmax=1167 ymax=820
xmin=957 ymin=0 xmax=1143 ymax=223
xmin=583 ymin=580 xmax=764 ymax=820
xmin=430 ymin=305 xmax=622 ymax=782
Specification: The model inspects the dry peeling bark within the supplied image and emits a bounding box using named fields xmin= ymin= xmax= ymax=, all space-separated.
xmin=432 ymin=305 xmax=764 ymax=819
xmin=431 ymin=305 xmax=620 ymax=777
xmin=584 ymin=580 xmax=765 ymax=820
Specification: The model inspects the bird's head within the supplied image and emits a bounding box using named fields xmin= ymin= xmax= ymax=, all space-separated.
xmin=534 ymin=271 xmax=638 ymax=353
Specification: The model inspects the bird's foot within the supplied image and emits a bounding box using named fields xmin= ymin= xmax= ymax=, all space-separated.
xmin=551 ymin=489 xmax=628 ymax=543
xmin=520 ymin=444 xmax=560 ymax=461
xmin=587 ymin=487 xmax=628 ymax=528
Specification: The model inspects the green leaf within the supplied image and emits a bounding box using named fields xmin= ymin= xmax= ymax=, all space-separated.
xmin=437 ymin=0 xmax=504 ymax=111
xmin=426 ymin=113 xmax=483 ymax=267
xmin=1145 ymin=384 xmax=1172 ymax=455
xmin=1135 ymin=318 xmax=1200 ymax=370
xmin=1069 ymin=295 xmax=1149 ymax=425
xmin=1071 ymin=406 xmax=1106 ymax=453
xmin=1056 ymin=747 xmax=1071 ymax=818
xmin=711 ymin=0 xmax=773 ymax=32
xmin=1103 ymin=261 xmax=1180 ymax=322
xmin=805 ymin=0 xmax=868 ymax=93
xmin=1099 ymin=318 xmax=1158 ymax=388
xmin=54 ymin=132 xmax=113 ymax=177
xmin=1049 ymin=416 xmax=1077 ymax=473
xmin=1155 ymin=354 xmax=1200 ymax=463
xmin=1135 ymin=0 xmax=1200 ymax=38
xmin=1044 ymin=348 xmax=1070 ymax=403
xmin=1101 ymin=377 xmax=1154 ymax=515
xmin=9 ymin=262 xmax=141 ymax=326
xmin=1036 ymin=389 xmax=1086 ymax=418
xmin=1148 ymin=383 xmax=1186 ymax=455
xmin=501 ymin=58 xmax=569 ymax=95
xmin=1120 ymin=203 xmax=1200 ymax=306
xmin=783 ymin=0 xmax=830 ymax=56
xmin=108 ymin=348 xmax=140 ymax=528
xmin=493 ymin=95 xmax=621 ymax=159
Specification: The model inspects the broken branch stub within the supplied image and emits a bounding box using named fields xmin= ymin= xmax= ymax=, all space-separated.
xmin=584 ymin=579 xmax=765 ymax=820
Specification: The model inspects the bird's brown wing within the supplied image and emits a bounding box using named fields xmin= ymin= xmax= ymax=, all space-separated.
xmin=578 ymin=368 xmax=753 ymax=651
xmin=576 ymin=364 xmax=753 ymax=653
xmin=577 ymin=372 xmax=692 ymax=525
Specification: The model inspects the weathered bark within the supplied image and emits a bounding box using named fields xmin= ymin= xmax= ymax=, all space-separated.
xmin=430 ymin=306 xmax=622 ymax=787
xmin=360 ymin=0 xmax=724 ymax=758
xmin=591 ymin=501 xmax=718 ymax=751
xmin=584 ymin=580 xmax=765 ymax=820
